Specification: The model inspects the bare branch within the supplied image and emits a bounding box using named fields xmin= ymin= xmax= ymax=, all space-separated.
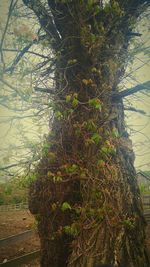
xmin=5 ymin=34 xmax=47 ymax=73
xmin=124 ymin=106 xmax=147 ymax=115
xmin=0 ymin=159 xmax=38 ymax=171
xmin=2 ymin=48 xmax=49 ymax=59
xmin=5 ymin=43 xmax=32 ymax=73
xmin=0 ymin=0 xmax=18 ymax=69
xmin=0 ymin=162 xmax=28 ymax=171
xmin=22 ymin=0 xmax=61 ymax=46
xmin=0 ymin=109 xmax=48 ymax=124
xmin=0 ymin=101 xmax=30 ymax=112
xmin=34 ymin=87 xmax=55 ymax=94
xmin=0 ymin=77 xmax=19 ymax=94
xmin=117 ymin=0 xmax=150 ymax=16
xmin=113 ymin=81 xmax=150 ymax=100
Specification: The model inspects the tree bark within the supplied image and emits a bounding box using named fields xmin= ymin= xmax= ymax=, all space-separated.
xmin=23 ymin=1 xmax=150 ymax=266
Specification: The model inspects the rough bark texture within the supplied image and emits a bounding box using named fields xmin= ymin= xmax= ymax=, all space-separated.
xmin=23 ymin=1 xmax=150 ymax=266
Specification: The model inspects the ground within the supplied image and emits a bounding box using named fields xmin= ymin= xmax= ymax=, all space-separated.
xmin=0 ymin=210 xmax=150 ymax=266
xmin=0 ymin=210 xmax=40 ymax=266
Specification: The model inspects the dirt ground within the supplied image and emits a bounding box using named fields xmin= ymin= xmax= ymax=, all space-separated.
xmin=0 ymin=210 xmax=40 ymax=266
xmin=0 ymin=210 xmax=150 ymax=266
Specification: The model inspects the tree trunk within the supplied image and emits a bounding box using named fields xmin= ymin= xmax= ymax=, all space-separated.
xmin=23 ymin=1 xmax=150 ymax=266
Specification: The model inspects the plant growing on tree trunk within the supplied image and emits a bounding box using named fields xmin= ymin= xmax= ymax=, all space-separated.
xmin=22 ymin=1 xmax=150 ymax=266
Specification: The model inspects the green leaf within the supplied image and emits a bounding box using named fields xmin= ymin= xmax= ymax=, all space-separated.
xmin=97 ymin=160 xmax=105 ymax=167
xmin=88 ymin=98 xmax=102 ymax=110
xmin=75 ymin=207 xmax=82 ymax=215
xmin=91 ymin=67 xmax=97 ymax=73
xmin=61 ymin=202 xmax=72 ymax=212
xmin=65 ymin=164 xmax=79 ymax=173
xmin=122 ymin=219 xmax=135 ymax=229
xmin=48 ymin=152 xmax=56 ymax=161
xmin=101 ymin=146 xmax=108 ymax=154
xmin=53 ymin=175 xmax=62 ymax=183
xmin=86 ymin=120 xmax=97 ymax=131
xmin=72 ymin=98 xmax=78 ymax=107
xmin=112 ymin=127 xmax=119 ymax=138
xmin=64 ymin=223 xmax=79 ymax=236
xmin=82 ymin=79 xmax=89 ymax=85
xmin=66 ymin=95 xmax=72 ymax=103
xmin=68 ymin=59 xmax=77 ymax=65
xmin=91 ymin=133 xmax=102 ymax=144
xmin=47 ymin=171 xmax=54 ymax=177
xmin=43 ymin=143 xmax=49 ymax=156
xmin=55 ymin=111 xmax=63 ymax=120
xmin=64 ymin=225 xmax=72 ymax=235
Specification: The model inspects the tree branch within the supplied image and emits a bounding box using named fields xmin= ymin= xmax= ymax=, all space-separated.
xmin=3 ymin=48 xmax=49 ymax=59
xmin=34 ymin=87 xmax=55 ymax=94
xmin=5 ymin=43 xmax=32 ymax=73
xmin=113 ymin=81 xmax=150 ymax=100
xmin=124 ymin=106 xmax=146 ymax=115
xmin=117 ymin=0 xmax=150 ymax=16
xmin=0 ymin=161 xmax=30 ymax=171
xmin=0 ymin=0 xmax=18 ymax=69
xmin=22 ymin=0 xmax=61 ymax=46
xmin=0 ymin=78 xmax=19 ymax=94
xmin=5 ymin=34 xmax=46 ymax=73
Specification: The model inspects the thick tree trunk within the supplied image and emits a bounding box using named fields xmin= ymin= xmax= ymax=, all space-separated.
xmin=23 ymin=1 xmax=150 ymax=266
xmin=29 ymin=74 xmax=149 ymax=267
xmin=30 ymin=105 xmax=149 ymax=267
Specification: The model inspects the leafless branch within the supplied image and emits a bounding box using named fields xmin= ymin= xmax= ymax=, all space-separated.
xmin=34 ymin=87 xmax=55 ymax=94
xmin=22 ymin=0 xmax=61 ymax=46
xmin=0 ymin=0 xmax=18 ymax=69
xmin=113 ymin=81 xmax=150 ymax=100
xmin=5 ymin=34 xmax=46 ymax=73
xmin=5 ymin=43 xmax=32 ymax=73
xmin=0 ymin=159 xmax=37 ymax=171
xmin=0 ymin=77 xmax=19 ymax=94
xmin=0 ymin=109 xmax=48 ymax=124
xmin=0 ymin=162 xmax=28 ymax=171
xmin=124 ymin=106 xmax=147 ymax=115
xmin=2 ymin=48 xmax=49 ymax=59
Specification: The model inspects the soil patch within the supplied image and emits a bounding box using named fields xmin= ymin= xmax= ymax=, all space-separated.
xmin=0 ymin=210 xmax=40 ymax=266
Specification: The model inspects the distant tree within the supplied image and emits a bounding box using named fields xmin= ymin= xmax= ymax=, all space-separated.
xmin=0 ymin=0 xmax=150 ymax=267
xmin=0 ymin=178 xmax=27 ymax=205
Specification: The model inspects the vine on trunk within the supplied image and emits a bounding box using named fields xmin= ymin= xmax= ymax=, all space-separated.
xmin=23 ymin=1 xmax=150 ymax=266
